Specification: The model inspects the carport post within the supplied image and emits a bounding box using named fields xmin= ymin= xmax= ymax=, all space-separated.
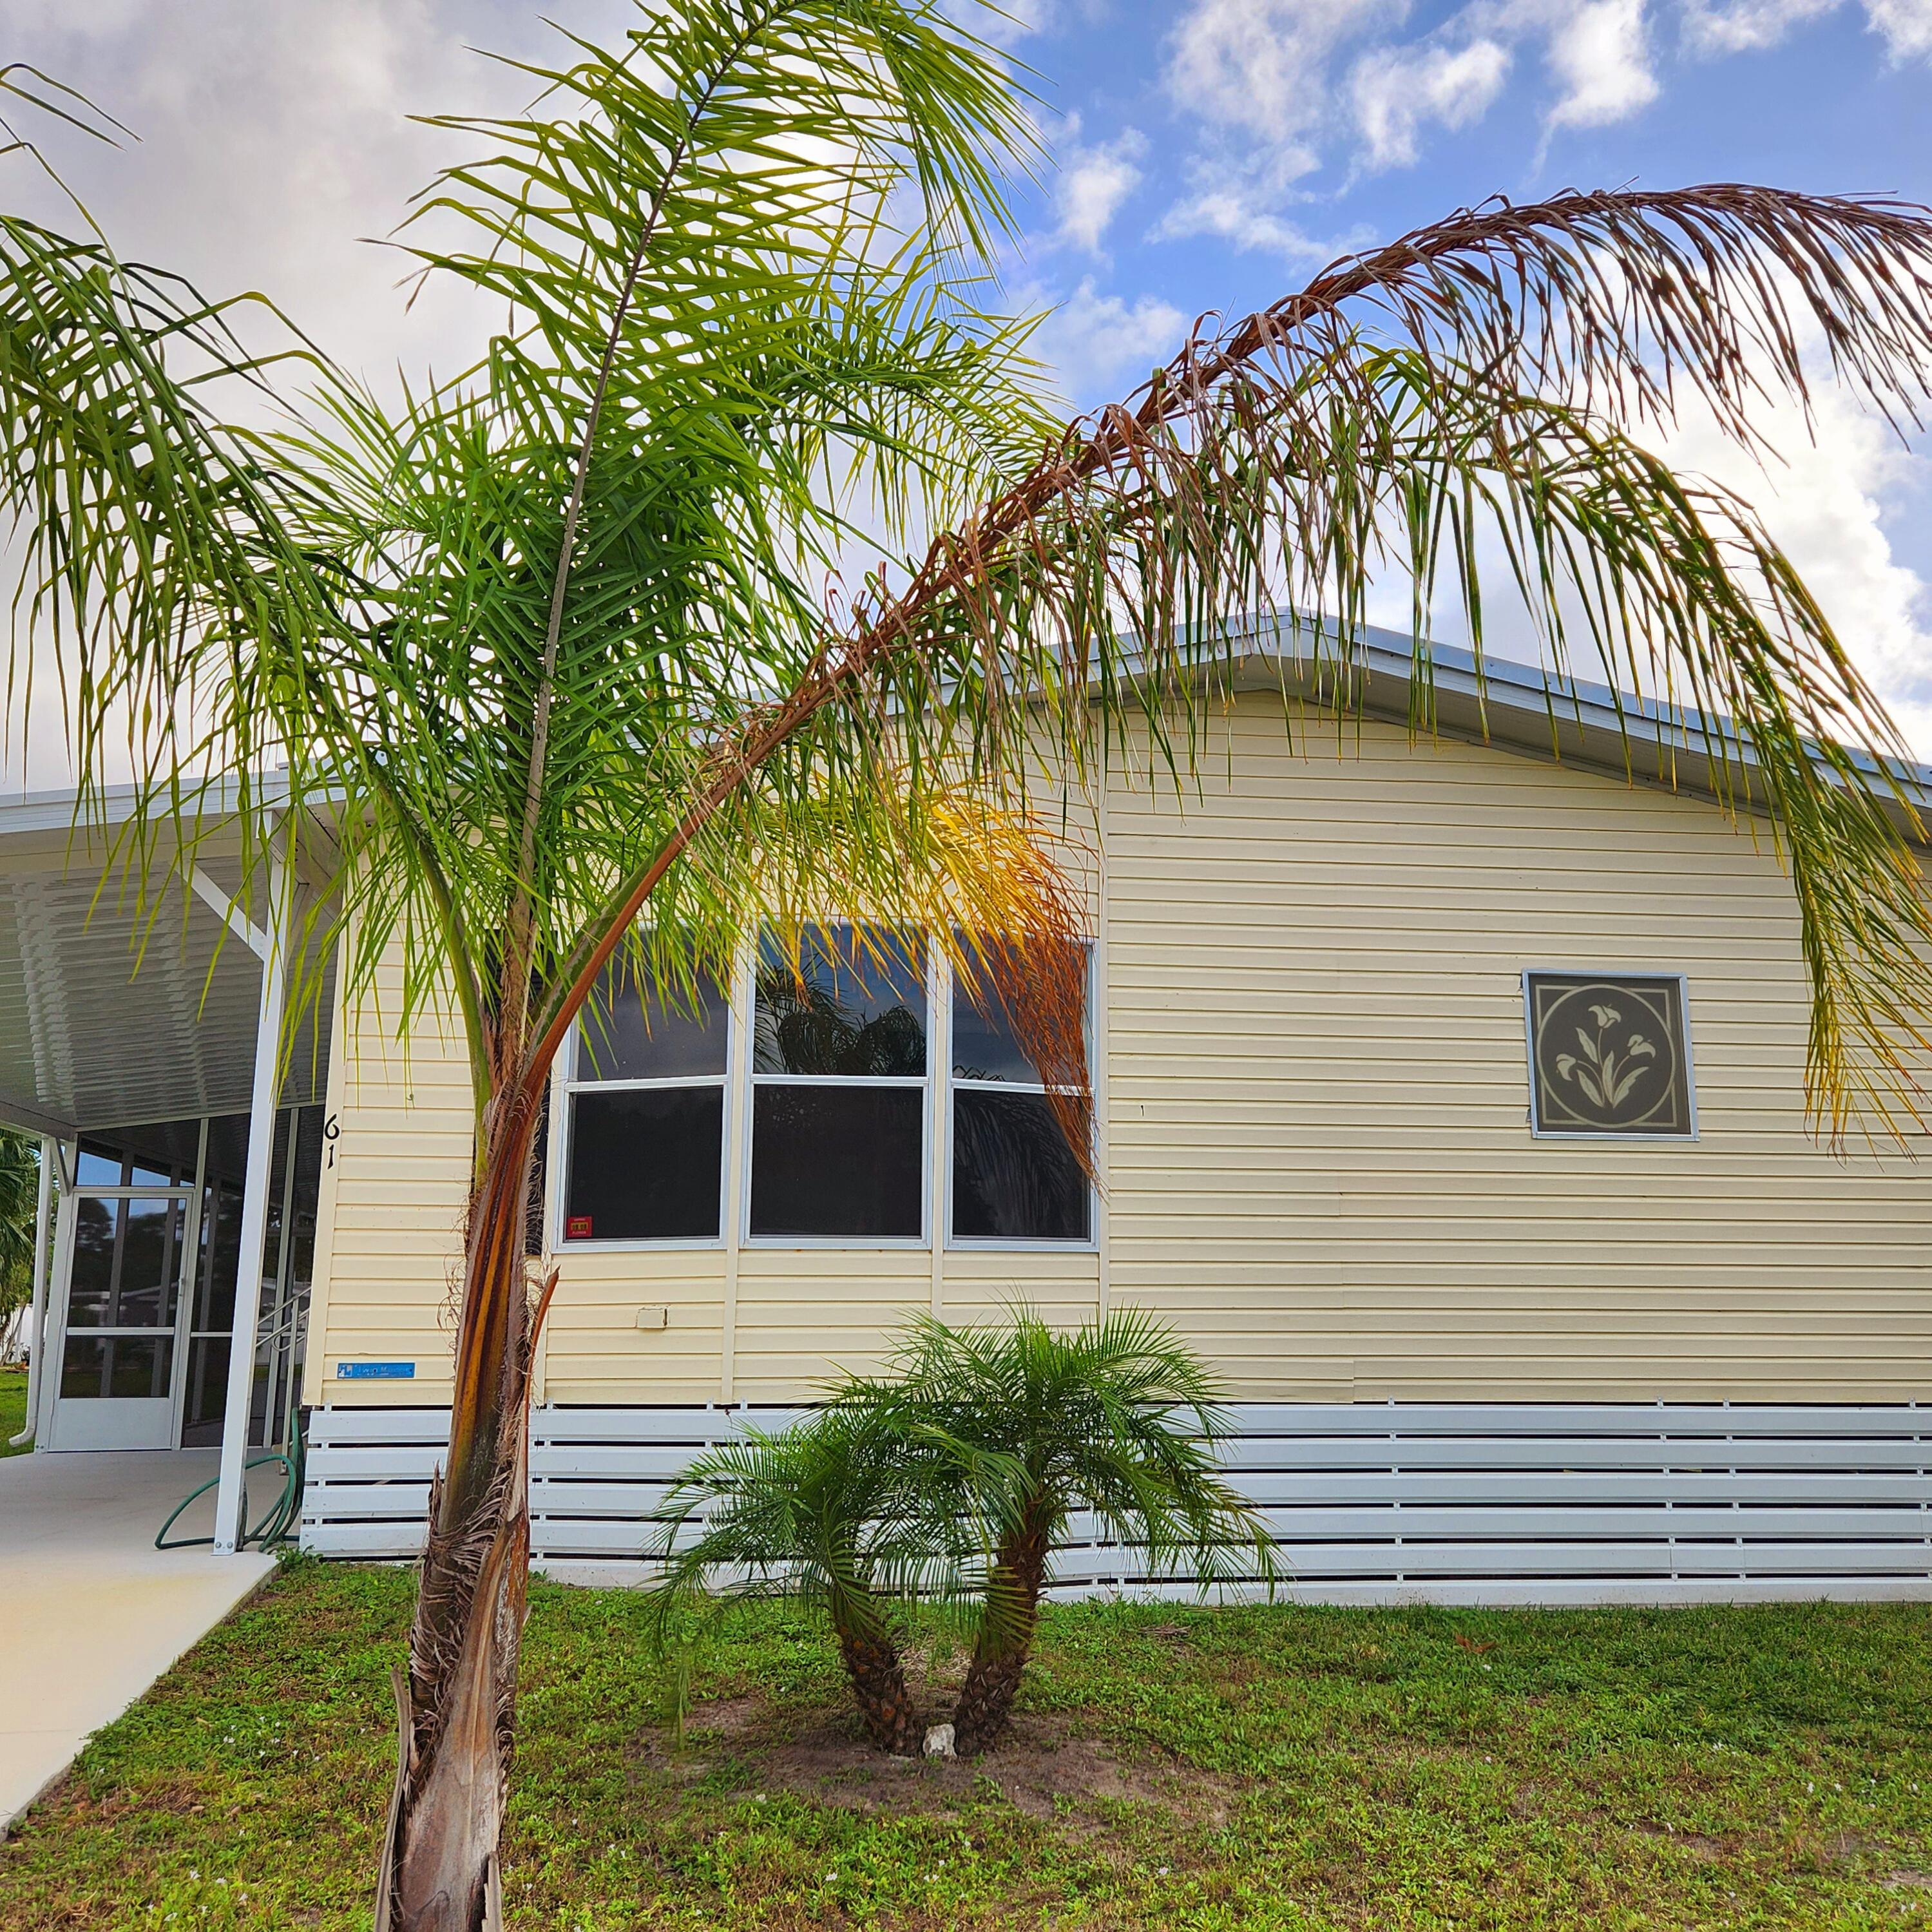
xmin=211 ymin=848 xmax=288 ymax=1556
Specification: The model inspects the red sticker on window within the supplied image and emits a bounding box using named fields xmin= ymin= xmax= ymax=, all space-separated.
xmin=566 ymin=1214 xmax=593 ymax=1239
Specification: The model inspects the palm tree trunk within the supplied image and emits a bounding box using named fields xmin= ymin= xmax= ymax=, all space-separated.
xmin=952 ymin=1519 xmax=1050 ymax=1755
xmin=835 ymin=1619 xmax=921 ymax=1753
xmin=376 ymin=1096 xmax=542 ymax=1932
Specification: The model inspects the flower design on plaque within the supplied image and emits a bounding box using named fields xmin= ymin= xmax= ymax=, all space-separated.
xmin=1525 ymin=972 xmax=1694 ymax=1136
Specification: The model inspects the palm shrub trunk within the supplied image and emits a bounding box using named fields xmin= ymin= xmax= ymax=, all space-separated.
xmin=951 ymin=1511 xmax=1051 ymax=1754
xmin=832 ymin=1593 xmax=923 ymax=1753
xmin=885 ymin=1310 xmax=1276 ymax=1759
xmin=645 ymin=1406 xmax=971 ymax=1757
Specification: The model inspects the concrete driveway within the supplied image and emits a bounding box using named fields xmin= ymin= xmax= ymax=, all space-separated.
xmin=0 ymin=1449 xmax=275 ymax=1829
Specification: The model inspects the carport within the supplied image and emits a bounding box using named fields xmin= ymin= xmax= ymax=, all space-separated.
xmin=0 ymin=779 xmax=333 ymax=1552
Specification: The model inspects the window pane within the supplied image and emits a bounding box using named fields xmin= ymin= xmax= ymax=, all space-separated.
xmin=952 ymin=1089 xmax=1091 ymax=1243
xmin=952 ymin=942 xmax=1089 ymax=1085
xmin=196 ymin=1182 xmax=243 ymax=1332
xmin=67 ymin=1197 xmax=119 ymax=1327
xmin=75 ymin=1142 xmax=123 ymax=1187
xmin=180 ymin=1337 xmax=231 ymax=1446
xmin=564 ymin=1087 xmax=724 ymax=1241
xmin=578 ymin=962 xmax=730 ymax=1080
xmin=115 ymin=1198 xmax=182 ymax=1328
xmin=110 ymin=1335 xmax=173 ymax=1399
xmin=755 ymin=925 xmax=926 ymax=1076
xmin=61 ymin=1334 xmax=109 ymax=1399
xmin=203 ymin=1113 xmax=251 ymax=1189
xmin=751 ymin=1084 xmax=924 ymax=1238
xmin=262 ymin=1109 xmax=293 ymax=1286
xmin=120 ymin=1117 xmax=202 ymax=1185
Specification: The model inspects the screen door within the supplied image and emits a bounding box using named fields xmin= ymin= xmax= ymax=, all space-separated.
xmin=46 ymin=1146 xmax=192 ymax=1452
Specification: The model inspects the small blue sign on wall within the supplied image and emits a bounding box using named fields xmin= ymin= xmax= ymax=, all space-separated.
xmin=337 ymin=1361 xmax=416 ymax=1380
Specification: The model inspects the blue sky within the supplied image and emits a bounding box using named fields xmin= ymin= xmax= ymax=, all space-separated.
xmin=984 ymin=0 xmax=1932 ymax=734
xmin=1006 ymin=0 xmax=1930 ymax=404
xmin=3 ymin=0 xmax=1930 ymax=762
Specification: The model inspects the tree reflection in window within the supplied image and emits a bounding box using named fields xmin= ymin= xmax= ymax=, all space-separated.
xmin=749 ymin=926 xmax=927 ymax=1239
xmin=950 ymin=942 xmax=1091 ymax=1244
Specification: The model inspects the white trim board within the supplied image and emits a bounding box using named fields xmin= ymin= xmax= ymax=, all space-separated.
xmin=301 ymin=1399 xmax=1932 ymax=1606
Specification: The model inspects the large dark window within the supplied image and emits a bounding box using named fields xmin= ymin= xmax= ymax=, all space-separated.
xmin=562 ymin=960 xmax=731 ymax=1243
xmin=749 ymin=925 xmax=927 ymax=1239
xmin=950 ymin=945 xmax=1091 ymax=1244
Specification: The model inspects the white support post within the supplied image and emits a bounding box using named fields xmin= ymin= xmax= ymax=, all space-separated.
xmin=212 ymin=851 xmax=287 ymax=1554
xmin=7 ymin=1134 xmax=55 ymax=1448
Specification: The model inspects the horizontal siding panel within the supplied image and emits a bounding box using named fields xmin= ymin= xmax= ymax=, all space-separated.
xmin=298 ymin=1402 xmax=1932 ymax=1602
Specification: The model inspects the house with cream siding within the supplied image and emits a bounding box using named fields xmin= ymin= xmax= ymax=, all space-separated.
xmin=5 ymin=625 xmax=1930 ymax=1602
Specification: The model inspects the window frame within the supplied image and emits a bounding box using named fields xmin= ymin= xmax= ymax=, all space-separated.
xmin=944 ymin=941 xmax=1098 ymax=1253
xmin=1520 ymin=966 xmax=1700 ymax=1143
xmin=554 ymin=966 xmax=737 ymax=1252
xmin=741 ymin=923 xmax=933 ymax=1250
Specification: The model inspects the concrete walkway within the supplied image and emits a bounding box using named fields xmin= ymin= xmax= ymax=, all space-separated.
xmin=0 ymin=1449 xmax=275 ymax=1829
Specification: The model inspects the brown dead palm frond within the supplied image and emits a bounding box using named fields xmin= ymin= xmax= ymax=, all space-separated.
xmin=575 ymin=187 xmax=1932 ymax=1142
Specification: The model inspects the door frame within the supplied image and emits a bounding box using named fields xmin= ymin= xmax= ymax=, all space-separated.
xmin=41 ymin=1160 xmax=202 ymax=1451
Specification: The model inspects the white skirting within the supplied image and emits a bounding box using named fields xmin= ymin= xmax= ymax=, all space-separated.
xmin=299 ymin=1401 xmax=1932 ymax=1607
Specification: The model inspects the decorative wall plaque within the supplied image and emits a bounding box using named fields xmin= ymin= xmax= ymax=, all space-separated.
xmin=1524 ymin=972 xmax=1695 ymax=1138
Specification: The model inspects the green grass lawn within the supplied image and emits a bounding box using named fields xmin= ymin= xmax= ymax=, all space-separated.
xmin=3 ymin=1558 xmax=1931 ymax=1929
xmin=0 ymin=1364 xmax=28 ymax=1454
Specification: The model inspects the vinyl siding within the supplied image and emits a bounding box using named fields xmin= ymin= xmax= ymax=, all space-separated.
xmin=304 ymin=951 xmax=473 ymax=1406
xmin=1102 ymin=703 xmax=1930 ymax=1403
xmin=308 ymin=696 xmax=1931 ymax=1406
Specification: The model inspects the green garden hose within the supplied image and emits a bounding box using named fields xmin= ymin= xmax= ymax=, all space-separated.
xmin=156 ymin=1415 xmax=306 ymax=1552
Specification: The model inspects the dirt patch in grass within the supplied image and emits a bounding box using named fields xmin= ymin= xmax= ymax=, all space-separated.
xmin=638 ymin=1697 xmax=1238 ymax=1825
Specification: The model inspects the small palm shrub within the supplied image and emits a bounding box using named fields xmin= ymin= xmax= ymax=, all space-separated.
xmin=650 ymin=1311 xmax=1268 ymax=1756
xmin=885 ymin=1308 xmax=1273 ymax=1753
xmin=647 ymin=1404 xmax=992 ymax=1752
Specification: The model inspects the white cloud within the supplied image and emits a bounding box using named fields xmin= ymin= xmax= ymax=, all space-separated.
xmin=1683 ymin=0 xmax=1932 ymax=55
xmin=1154 ymin=178 xmax=1350 ymax=262
xmin=1865 ymin=0 xmax=1932 ymax=55
xmin=1029 ymin=278 xmax=1188 ymax=400
xmin=950 ymin=0 xmax=1058 ymax=46
xmin=1651 ymin=385 xmax=1932 ymax=752
xmin=1683 ymin=0 xmax=1839 ymax=53
xmin=1164 ymin=0 xmax=1401 ymax=158
xmin=1350 ymin=38 xmax=1513 ymax=168
xmin=0 ymin=1 xmax=642 ymax=398
xmin=1160 ymin=0 xmax=1924 ymax=213
xmin=1055 ymin=126 xmax=1148 ymax=254
xmin=1541 ymin=0 xmax=1661 ymax=127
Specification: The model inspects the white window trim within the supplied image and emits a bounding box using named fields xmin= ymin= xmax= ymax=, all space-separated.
xmin=1521 ymin=966 xmax=1700 ymax=1143
xmin=554 ymin=967 xmax=737 ymax=1252
xmin=553 ymin=928 xmax=1100 ymax=1254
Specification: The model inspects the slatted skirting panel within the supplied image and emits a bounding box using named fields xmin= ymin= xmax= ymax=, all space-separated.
xmin=300 ymin=1401 xmax=1932 ymax=1605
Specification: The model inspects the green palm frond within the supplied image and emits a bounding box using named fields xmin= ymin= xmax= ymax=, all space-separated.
xmin=646 ymin=1404 xmax=1002 ymax=1647
xmin=887 ymin=1307 xmax=1276 ymax=1596
xmin=0 ymin=1129 xmax=39 ymax=1319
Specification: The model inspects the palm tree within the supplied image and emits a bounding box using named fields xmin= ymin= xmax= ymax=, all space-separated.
xmin=0 ymin=1130 xmax=40 ymax=1349
xmin=648 ymin=1405 xmax=1001 ymax=1753
xmin=886 ymin=1310 xmax=1271 ymax=1754
xmin=6 ymin=6 xmax=1932 ymax=1920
